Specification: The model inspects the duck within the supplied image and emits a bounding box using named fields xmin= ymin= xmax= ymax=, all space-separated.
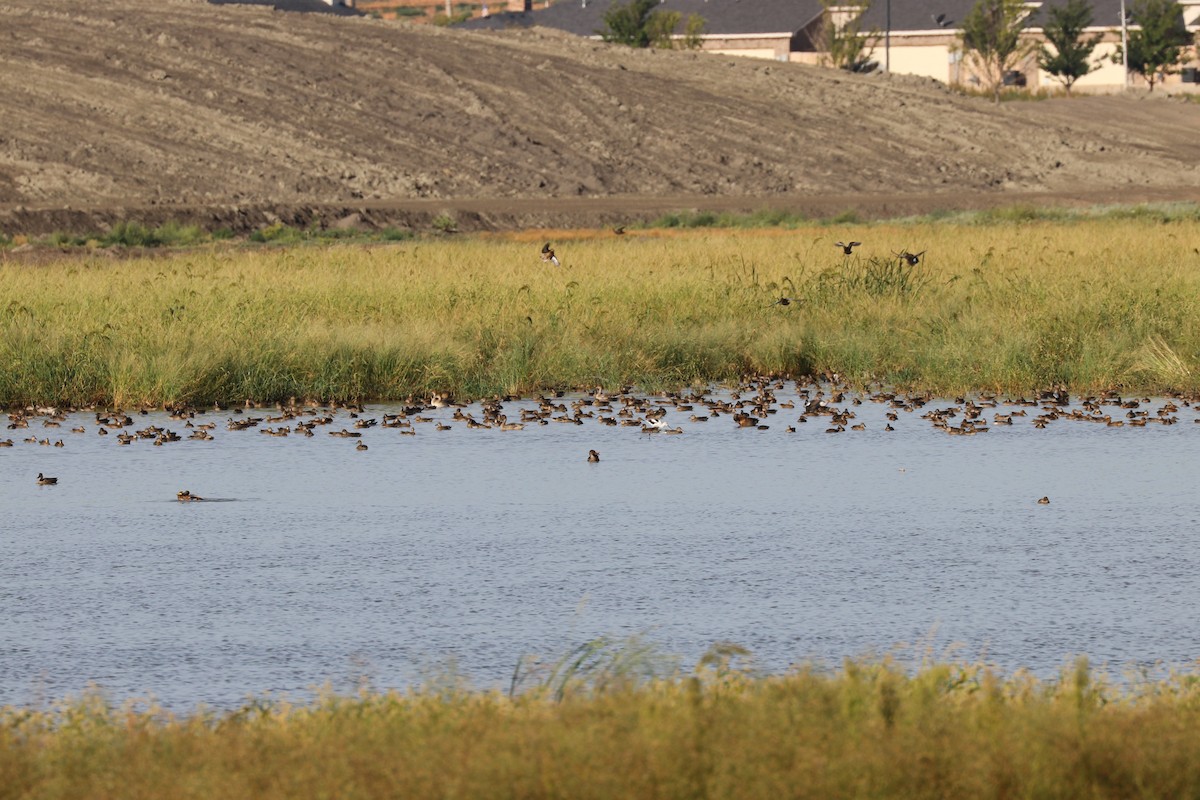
xmin=895 ymin=249 xmax=926 ymax=266
xmin=835 ymin=240 xmax=861 ymax=255
xmin=356 ymin=441 xmax=368 ymax=451
xmin=540 ymin=242 xmax=561 ymax=266
xmin=1037 ymin=496 xmax=1050 ymax=505
xmin=177 ymin=490 xmax=204 ymax=502
xmin=36 ymin=473 xmax=58 ymax=485
xmin=587 ymin=449 xmax=600 ymax=462
xmin=769 ymin=297 xmax=802 ymax=308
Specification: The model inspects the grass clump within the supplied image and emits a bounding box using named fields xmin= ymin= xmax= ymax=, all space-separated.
xmin=3 ymin=216 xmax=1200 ymax=407
xmin=4 ymin=653 xmax=1200 ymax=799
xmin=647 ymin=208 xmax=811 ymax=229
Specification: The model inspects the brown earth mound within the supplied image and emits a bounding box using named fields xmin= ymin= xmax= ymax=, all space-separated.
xmin=2 ymin=0 xmax=1199 ymax=234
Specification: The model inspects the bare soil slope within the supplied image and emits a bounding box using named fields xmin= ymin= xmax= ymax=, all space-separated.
xmin=2 ymin=0 xmax=1199 ymax=234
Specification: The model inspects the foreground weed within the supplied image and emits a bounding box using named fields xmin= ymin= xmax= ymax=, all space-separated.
xmin=4 ymin=655 xmax=1200 ymax=799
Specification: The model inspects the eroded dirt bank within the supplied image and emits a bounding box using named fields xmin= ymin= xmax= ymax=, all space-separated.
xmin=2 ymin=0 xmax=1199 ymax=235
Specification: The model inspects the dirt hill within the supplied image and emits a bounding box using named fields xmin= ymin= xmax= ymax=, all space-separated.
xmin=2 ymin=0 xmax=1199 ymax=234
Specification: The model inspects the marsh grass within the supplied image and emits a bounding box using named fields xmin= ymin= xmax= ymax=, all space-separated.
xmin=2 ymin=216 xmax=1200 ymax=406
xmin=4 ymin=651 xmax=1200 ymax=799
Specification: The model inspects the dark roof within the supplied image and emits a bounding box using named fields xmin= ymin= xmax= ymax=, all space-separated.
xmin=463 ymin=0 xmax=823 ymax=37
xmin=462 ymin=0 xmax=1146 ymax=38
xmin=208 ymin=0 xmax=363 ymax=15
xmin=857 ymin=0 xmax=1132 ymax=33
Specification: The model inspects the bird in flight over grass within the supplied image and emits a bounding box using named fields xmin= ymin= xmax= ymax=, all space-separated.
xmin=895 ymin=250 xmax=925 ymax=266
xmin=541 ymin=243 xmax=560 ymax=266
xmin=835 ymin=241 xmax=861 ymax=255
xmin=770 ymin=297 xmax=803 ymax=308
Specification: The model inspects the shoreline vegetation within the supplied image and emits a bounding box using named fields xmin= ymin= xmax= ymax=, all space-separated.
xmin=2 ymin=204 xmax=1199 ymax=408
xmin=4 ymin=647 xmax=1200 ymax=798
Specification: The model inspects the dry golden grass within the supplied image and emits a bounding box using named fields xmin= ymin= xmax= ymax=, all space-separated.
xmin=4 ymin=654 xmax=1200 ymax=799
xmin=2 ymin=214 xmax=1199 ymax=407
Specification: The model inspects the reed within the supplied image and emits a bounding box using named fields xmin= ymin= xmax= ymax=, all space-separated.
xmin=2 ymin=215 xmax=1199 ymax=407
xmin=4 ymin=652 xmax=1200 ymax=799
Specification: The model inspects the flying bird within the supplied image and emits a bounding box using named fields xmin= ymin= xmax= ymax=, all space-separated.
xmin=770 ymin=297 xmax=803 ymax=308
xmin=541 ymin=243 xmax=560 ymax=266
xmin=612 ymin=226 xmax=626 ymax=235
xmin=895 ymin=250 xmax=926 ymax=266
xmin=835 ymin=241 xmax=861 ymax=255
xmin=932 ymin=12 xmax=953 ymax=27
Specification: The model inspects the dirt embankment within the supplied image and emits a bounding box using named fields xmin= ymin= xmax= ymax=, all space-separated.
xmin=2 ymin=0 xmax=1199 ymax=235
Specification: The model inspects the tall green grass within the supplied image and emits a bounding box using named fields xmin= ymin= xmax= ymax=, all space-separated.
xmin=4 ymin=651 xmax=1200 ymax=799
xmin=2 ymin=216 xmax=1199 ymax=407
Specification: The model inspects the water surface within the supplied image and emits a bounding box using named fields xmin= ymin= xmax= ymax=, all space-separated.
xmin=3 ymin=388 xmax=1199 ymax=708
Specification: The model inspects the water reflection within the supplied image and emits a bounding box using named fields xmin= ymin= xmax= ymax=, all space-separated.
xmin=3 ymin=387 xmax=1200 ymax=708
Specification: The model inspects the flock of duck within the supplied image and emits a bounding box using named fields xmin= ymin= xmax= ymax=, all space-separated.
xmin=10 ymin=375 xmax=1200 ymax=498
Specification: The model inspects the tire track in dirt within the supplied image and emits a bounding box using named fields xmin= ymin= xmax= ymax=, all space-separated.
xmin=1 ymin=0 xmax=1198 ymax=234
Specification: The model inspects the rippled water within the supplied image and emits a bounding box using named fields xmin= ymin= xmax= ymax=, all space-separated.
xmin=3 ymin=388 xmax=1200 ymax=709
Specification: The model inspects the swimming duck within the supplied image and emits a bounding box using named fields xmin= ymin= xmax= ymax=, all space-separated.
xmin=356 ymin=441 xmax=368 ymax=451
xmin=177 ymin=490 xmax=204 ymax=501
xmin=1037 ymin=496 xmax=1050 ymax=505
xmin=36 ymin=473 xmax=58 ymax=485
xmin=587 ymin=450 xmax=600 ymax=462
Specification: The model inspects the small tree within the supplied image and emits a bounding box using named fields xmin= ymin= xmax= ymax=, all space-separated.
xmin=600 ymin=0 xmax=657 ymax=47
xmin=679 ymin=13 xmax=706 ymax=50
xmin=1038 ymin=0 xmax=1104 ymax=94
xmin=644 ymin=9 xmax=681 ymax=48
xmin=600 ymin=0 xmax=706 ymax=49
xmin=820 ymin=0 xmax=880 ymax=71
xmin=1120 ymin=0 xmax=1193 ymax=91
xmin=961 ymin=0 xmax=1038 ymax=102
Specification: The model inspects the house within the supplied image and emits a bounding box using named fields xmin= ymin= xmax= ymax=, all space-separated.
xmin=208 ymin=0 xmax=363 ymax=15
xmin=464 ymin=0 xmax=824 ymax=60
xmin=461 ymin=0 xmax=1199 ymax=92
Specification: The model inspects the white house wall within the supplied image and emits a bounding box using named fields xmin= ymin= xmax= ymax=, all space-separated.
xmin=885 ymin=43 xmax=954 ymax=83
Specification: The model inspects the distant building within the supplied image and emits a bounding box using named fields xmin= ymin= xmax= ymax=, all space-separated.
xmin=460 ymin=0 xmax=1200 ymax=92
xmin=208 ymin=0 xmax=363 ymax=15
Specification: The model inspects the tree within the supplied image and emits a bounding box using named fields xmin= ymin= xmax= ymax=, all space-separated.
xmin=819 ymin=0 xmax=880 ymax=72
xmin=679 ymin=13 xmax=706 ymax=50
xmin=1121 ymin=0 xmax=1193 ymax=91
xmin=600 ymin=0 xmax=656 ymax=47
xmin=961 ymin=0 xmax=1038 ymax=103
xmin=600 ymin=0 xmax=706 ymax=49
xmin=1038 ymin=0 xmax=1104 ymax=94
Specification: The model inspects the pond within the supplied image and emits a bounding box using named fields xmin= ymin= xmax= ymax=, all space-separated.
xmin=3 ymin=385 xmax=1199 ymax=709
